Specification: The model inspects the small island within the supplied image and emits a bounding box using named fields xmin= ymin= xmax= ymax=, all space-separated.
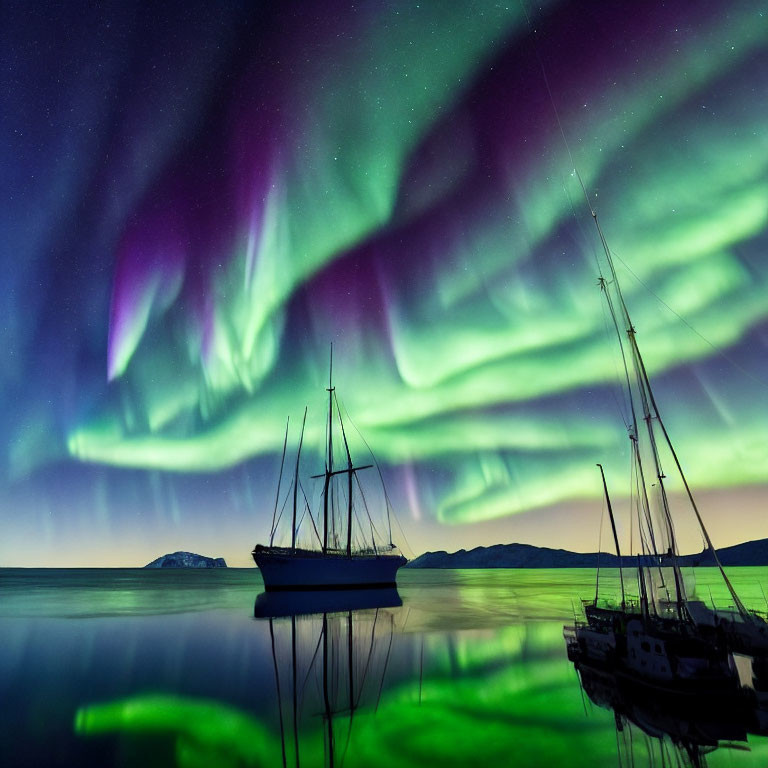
xmin=144 ymin=551 xmax=227 ymax=569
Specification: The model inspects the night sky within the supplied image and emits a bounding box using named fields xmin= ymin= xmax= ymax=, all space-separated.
xmin=2 ymin=1 xmax=767 ymax=566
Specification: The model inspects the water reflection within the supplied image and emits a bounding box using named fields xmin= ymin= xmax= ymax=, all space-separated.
xmin=254 ymin=588 xmax=402 ymax=768
xmin=566 ymin=614 xmax=768 ymax=765
xmin=254 ymin=588 xmax=402 ymax=619
xmin=4 ymin=568 xmax=767 ymax=766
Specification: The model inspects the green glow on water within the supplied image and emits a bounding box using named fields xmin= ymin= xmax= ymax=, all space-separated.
xmin=67 ymin=569 xmax=768 ymax=768
xmin=75 ymin=696 xmax=280 ymax=768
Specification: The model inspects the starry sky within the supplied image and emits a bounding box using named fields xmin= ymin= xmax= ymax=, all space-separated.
xmin=2 ymin=0 xmax=767 ymax=567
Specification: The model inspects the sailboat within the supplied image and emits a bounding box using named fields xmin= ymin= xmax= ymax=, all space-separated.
xmin=252 ymin=350 xmax=407 ymax=591
xmin=568 ymin=190 xmax=768 ymax=669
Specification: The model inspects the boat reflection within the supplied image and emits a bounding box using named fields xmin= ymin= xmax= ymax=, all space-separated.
xmin=254 ymin=587 xmax=402 ymax=619
xmin=565 ymin=621 xmax=768 ymax=765
xmin=254 ymin=588 xmax=401 ymax=768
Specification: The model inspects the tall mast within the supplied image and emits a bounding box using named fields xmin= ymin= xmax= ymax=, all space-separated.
xmin=335 ymin=394 xmax=355 ymax=558
xmin=627 ymin=329 xmax=688 ymax=621
xmin=631 ymin=434 xmax=662 ymax=616
xmin=292 ymin=407 xmax=308 ymax=553
xmin=597 ymin=464 xmax=625 ymax=610
xmin=589 ymin=198 xmax=746 ymax=619
xmin=309 ymin=347 xmax=373 ymax=555
xmin=603 ymin=243 xmax=687 ymax=618
xmin=324 ymin=345 xmax=335 ymax=553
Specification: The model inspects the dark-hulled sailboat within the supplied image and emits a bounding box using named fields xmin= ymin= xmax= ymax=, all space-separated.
xmin=253 ymin=351 xmax=407 ymax=590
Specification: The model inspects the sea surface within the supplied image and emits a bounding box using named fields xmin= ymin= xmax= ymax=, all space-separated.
xmin=2 ymin=567 xmax=768 ymax=767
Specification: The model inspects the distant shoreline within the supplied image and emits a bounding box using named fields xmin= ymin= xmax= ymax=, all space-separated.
xmin=405 ymin=538 xmax=768 ymax=569
xmin=3 ymin=539 xmax=768 ymax=570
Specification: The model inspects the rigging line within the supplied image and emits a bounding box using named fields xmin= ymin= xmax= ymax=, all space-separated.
xmin=629 ymin=448 xmax=635 ymax=560
xmin=353 ymin=471 xmax=381 ymax=541
xmin=291 ymin=615 xmax=300 ymax=768
xmin=272 ymin=478 xmax=296 ymax=542
xmin=520 ymin=0 xmax=612 ymax=296
xmin=633 ymin=436 xmax=672 ymax=608
xmin=299 ymin=629 xmax=324 ymax=709
xmin=270 ymin=417 xmax=291 ymax=545
xmin=600 ymin=269 xmax=642 ymax=443
xmin=334 ymin=390 xmax=357 ymax=558
xmin=351 ymin=506 xmax=367 ymax=550
xmin=418 ymin=637 xmax=425 ymax=706
xmin=295 ymin=507 xmax=307 ymax=540
xmin=356 ymin=609 xmax=380 ymax=709
xmin=374 ymin=617 xmax=396 ymax=713
xmin=292 ymin=406 xmax=308 ymax=552
xmin=338 ymin=401 xmax=412 ymax=555
xmin=615 ymin=722 xmax=624 ymax=768
xmin=299 ymin=481 xmax=323 ymax=548
xmin=269 ymin=619 xmax=288 ymax=768
xmin=333 ymin=392 xmax=354 ymax=466
xmin=600 ymin=294 xmax=631 ymax=430
xmin=610 ymin=248 xmax=768 ymax=392
xmin=519 ymin=0 xmax=577 ymax=174
xmin=574 ymin=667 xmax=588 ymax=716
xmin=340 ymin=612 xmax=356 ymax=765
xmin=636 ymin=346 xmax=750 ymax=617
xmin=561 ymin=172 xmax=603 ymax=277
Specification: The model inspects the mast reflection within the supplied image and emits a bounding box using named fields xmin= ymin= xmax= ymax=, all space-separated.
xmin=254 ymin=588 xmax=402 ymax=767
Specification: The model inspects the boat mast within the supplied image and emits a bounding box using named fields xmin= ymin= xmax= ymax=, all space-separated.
xmin=324 ymin=346 xmax=335 ymax=554
xmin=591 ymin=204 xmax=688 ymax=620
xmin=631 ymin=434 xmax=657 ymax=618
xmin=590 ymin=195 xmax=750 ymax=620
xmin=292 ymin=407 xmax=307 ymax=553
xmin=335 ymin=396 xmax=355 ymax=558
xmin=597 ymin=274 xmax=665 ymax=607
xmin=597 ymin=464 xmax=625 ymax=610
xmin=626 ymin=328 xmax=688 ymax=621
xmin=311 ymin=348 xmax=374 ymax=555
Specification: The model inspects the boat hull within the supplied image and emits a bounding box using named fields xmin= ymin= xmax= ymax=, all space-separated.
xmin=253 ymin=546 xmax=407 ymax=590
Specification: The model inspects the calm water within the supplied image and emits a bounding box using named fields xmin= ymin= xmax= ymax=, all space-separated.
xmin=2 ymin=567 xmax=767 ymax=767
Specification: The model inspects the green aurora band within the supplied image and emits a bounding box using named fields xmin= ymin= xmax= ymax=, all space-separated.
xmin=5 ymin=2 xmax=767 ymax=555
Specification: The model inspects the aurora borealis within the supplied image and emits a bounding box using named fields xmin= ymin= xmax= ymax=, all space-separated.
xmin=2 ymin=1 xmax=768 ymax=566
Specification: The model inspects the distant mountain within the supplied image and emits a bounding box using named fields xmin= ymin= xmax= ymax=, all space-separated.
xmin=680 ymin=538 xmax=768 ymax=567
xmin=144 ymin=551 xmax=227 ymax=568
xmin=405 ymin=538 xmax=768 ymax=569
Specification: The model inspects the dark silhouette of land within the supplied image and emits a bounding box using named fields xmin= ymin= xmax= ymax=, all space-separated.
xmin=405 ymin=538 xmax=768 ymax=569
xmin=144 ymin=551 xmax=227 ymax=568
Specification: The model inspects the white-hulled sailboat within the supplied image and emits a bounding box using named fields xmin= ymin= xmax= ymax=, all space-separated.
xmin=253 ymin=351 xmax=407 ymax=591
